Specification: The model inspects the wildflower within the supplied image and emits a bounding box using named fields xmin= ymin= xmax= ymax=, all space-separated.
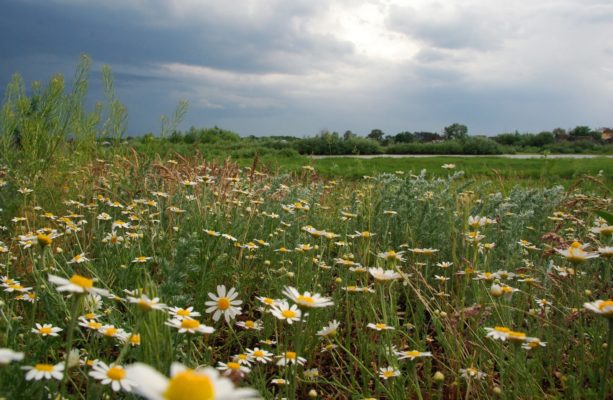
xmin=118 ymin=332 xmax=141 ymax=347
xmin=598 ymin=246 xmax=613 ymax=257
xmin=282 ymin=286 xmax=334 ymax=308
xmin=89 ymin=362 xmax=135 ymax=392
xmin=166 ymin=318 xmax=215 ymax=334
xmin=276 ymin=351 xmax=306 ymax=366
xmin=485 ymin=326 xmax=512 ymax=341
xmin=204 ymin=229 xmax=220 ymax=237
xmin=205 ymin=285 xmax=243 ymax=322
xmin=584 ymin=300 xmax=613 ymax=318
xmin=217 ymin=361 xmax=250 ymax=377
xmin=168 ymin=306 xmax=201 ymax=320
xmin=466 ymin=231 xmax=485 ymax=243
xmin=48 ymin=274 xmax=109 ymax=296
xmin=377 ymin=250 xmax=405 ymax=262
xmin=79 ymin=317 xmax=103 ymax=331
xmin=0 ymin=348 xmax=24 ymax=364
xmin=555 ymin=241 xmax=600 ymax=263
xmin=317 ymin=320 xmax=340 ymax=337
xmin=22 ymin=362 xmax=64 ymax=381
xmin=367 ymin=322 xmax=394 ymax=331
xmin=437 ymin=261 xmax=453 ymax=269
xmin=395 ymin=350 xmax=432 ymax=360
xmin=99 ymin=324 xmax=126 ymax=339
xmin=125 ymin=362 xmax=260 ymax=399
xmin=247 ymin=348 xmax=273 ymax=363
xmin=369 ymin=267 xmax=402 ymax=282
xmin=408 ymin=248 xmax=439 ymax=256
xmin=442 ymin=163 xmax=456 ymax=169
xmin=343 ymin=286 xmax=375 ymax=293
xmin=271 ymin=378 xmax=288 ymax=385
xmin=459 ymin=367 xmax=487 ymax=380
xmin=379 ymin=366 xmax=401 ymax=380
xmin=522 ymin=337 xmax=547 ymax=351
xmin=68 ymin=253 xmax=90 ymax=264
xmin=132 ymin=256 xmax=152 ymax=263
xmin=256 ymin=296 xmax=279 ymax=307
xmin=32 ymin=323 xmax=63 ymax=337
xmin=235 ymin=320 xmax=263 ymax=331
xmin=127 ymin=294 xmax=167 ymax=312
xmin=232 ymin=353 xmax=252 ymax=366
xmin=270 ymin=301 xmax=302 ymax=324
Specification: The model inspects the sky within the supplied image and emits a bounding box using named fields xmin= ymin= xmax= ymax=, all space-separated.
xmin=1 ymin=0 xmax=612 ymax=137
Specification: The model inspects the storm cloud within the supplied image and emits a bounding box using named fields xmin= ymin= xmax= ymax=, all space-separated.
xmin=1 ymin=0 xmax=612 ymax=136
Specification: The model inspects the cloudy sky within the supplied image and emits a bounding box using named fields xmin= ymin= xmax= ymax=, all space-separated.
xmin=1 ymin=0 xmax=612 ymax=136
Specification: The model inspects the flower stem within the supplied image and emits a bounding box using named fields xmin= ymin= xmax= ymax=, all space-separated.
xmin=600 ymin=318 xmax=613 ymax=400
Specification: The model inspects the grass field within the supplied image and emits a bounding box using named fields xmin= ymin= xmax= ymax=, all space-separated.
xmin=0 ymin=147 xmax=611 ymax=399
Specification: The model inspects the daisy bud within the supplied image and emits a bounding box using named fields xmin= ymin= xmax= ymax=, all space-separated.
xmin=584 ymin=290 xmax=592 ymax=296
xmin=308 ymin=389 xmax=318 ymax=398
xmin=335 ymin=277 xmax=342 ymax=283
xmin=490 ymin=284 xmax=503 ymax=298
xmin=493 ymin=386 xmax=503 ymax=396
xmin=433 ymin=371 xmax=445 ymax=383
xmin=287 ymin=272 xmax=295 ymax=278
xmin=439 ymin=311 xmax=448 ymax=318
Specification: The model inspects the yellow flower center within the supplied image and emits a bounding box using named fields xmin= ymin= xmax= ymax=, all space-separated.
xmin=508 ymin=331 xmax=526 ymax=341
xmin=285 ymin=351 xmax=297 ymax=360
xmin=34 ymin=364 xmax=54 ymax=372
xmin=181 ymin=319 xmax=200 ymax=330
xmin=296 ymin=295 xmax=315 ymax=304
xmin=383 ymin=370 xmax=396 ymax=378
xmin=253 ymin=350 xmax=264 ymax=357
xmin=138 ymin=299 xmax=153 ymax=310
xmin=39 ymin=326 xmax=53 ymax=335
xmin=88 ymin=321 xmax=102 ymax=330
xmin=106 ymin=366 xmax=126 ymax=380
xmin=103 ymin=327 xmax=118 ymax=337
xmin=177 ymin=309 xmax=191 ymax=317
xmin=226 ymin=362 xmax=241 ymax=370
xmin=217 ymin=297 xmax=230 ymax=310
xmin=280 ymin=308 xmax=297 ymax=318
xmin=37 ymin=233 xmax=52 ymax=247
xmin=375 ymin=323 xmax=387 ymax=330
xmin=69 ymin=274 xmax=93 ymax=289
xmin=129 ymin=334 xmax=141 ymax=345
xmin=599 ymin=300 xmax=613 ymax=310
xmin=245 ymin=320 xmax=255 ymax=328
xmin=570 ymin=241 xmax=581 ymax=248
xmin=164 ymin=370 xmax=215 ymax=400
xmin=405 ymin=350 xmax=421 ymax=358
xmin=84 ymin=313 xmax=96 ymax=319
xmin=494 ymin=326 xmax=511 ymax=333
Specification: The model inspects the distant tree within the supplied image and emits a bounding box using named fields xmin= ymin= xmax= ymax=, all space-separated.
xmin=414 ymin=131 xmax=441 ymax=142
xmin=343 ymin=130 xmax=356 ymax=140
xmin=552 ymin=127 xmax=568 ymax=141
xmin=367 ymin=129 xmax=385 ymax=142
xmin=443 ymin=123 xmax=468 ymax=140
xmin=569 ymin=126 xmax=592 ymax=137
xmin=393 ymin=131 xmax=415 ymax=143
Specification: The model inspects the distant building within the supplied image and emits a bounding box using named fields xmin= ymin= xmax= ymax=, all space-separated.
xmin=600 ymin=128 xmax=613 ymax=142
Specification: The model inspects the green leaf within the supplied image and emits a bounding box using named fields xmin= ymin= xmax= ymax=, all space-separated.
xmin=594 ymin=210 xmax=613 ymax=225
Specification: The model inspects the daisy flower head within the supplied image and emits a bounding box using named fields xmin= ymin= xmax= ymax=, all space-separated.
xmin=270 ymin=301 xmax=302 ymax=324
xmin=89 ymin=362 xmax=135 ymax=392
xmin=555 ymin=241 xmax=599 ymax=263
xmin=127 ymin=294 xmax=167 ymax=312
xmin=460 ymin=367 xmax=487 ymax=380
xmin=32 ymin=323 xmax=63 ymax=337
xmin=282 ymin=286 xmax=334 ymax=308
xmin=485 ymin=326 xmax=511 ymax=341
xmin=368 ymin=267 xmax=402 ymax=282
xmin=276 ymin=351 xmax=306 ymax=367
xmin=0 ymin=348 xmax=24 ymax=364
xmin=584 ymin=300 xmax=613 ymax=318
xmin=205 ymin=285 xmax=243 ymax=323
xmin=67 ymin=252 xmax=90 ymax=264
xmin=48 ymin=274 xmax=109 ymax=296
xmin=367 ymin=322 xmax=394 ymax=331
xmin=377 ymin=250 xmax=405 ymax=262
xmin=125 ymin=362 xmax=260 ymax=399
xmin=395 ymin=349 xmax=432 ymax=361
xmin=166 ymin=318 xmax=215 ymax=334
xmin=132 ymin=256 xmax=153 ymax=263
xmin=168 ymin=306 xmax=201 ymax=320
xmin=235 ymin=319 xmax=263 ymax=331
xmin=379 ymin=366 xmax=401 ymax=380
xmin=217 ymin=361 xmax=251 ymax=378
xmin=522 ymin=337 xmax=547 ymax=351
xmin=246 ymin=348 xmax=273 ymax=364
xmin=22 ymin=362 xmax=64 ymax=381
xmin=317 ymin=320 xmax=340 ymax=337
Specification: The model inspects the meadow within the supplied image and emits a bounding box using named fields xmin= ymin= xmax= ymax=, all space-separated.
xmin=0 ymin=65 xmax=612 ymax=399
